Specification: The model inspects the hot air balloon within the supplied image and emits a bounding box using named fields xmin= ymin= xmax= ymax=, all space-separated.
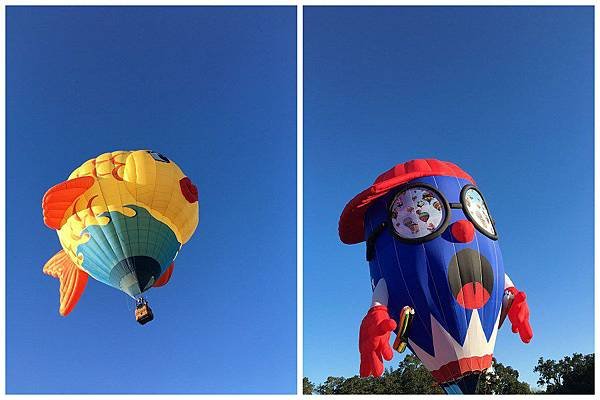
xmin=339 ymin=159 xmax=532 ymax=394
xmin=42 ymin=150 xmax=199 ymax=324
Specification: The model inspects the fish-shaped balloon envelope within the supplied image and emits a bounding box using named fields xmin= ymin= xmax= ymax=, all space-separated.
xmin=339 ymin=159 xmax=532 ymax=394
xmin=42 ymin=150 xmax=199 ymax=323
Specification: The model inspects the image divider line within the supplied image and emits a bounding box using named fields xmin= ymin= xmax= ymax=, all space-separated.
xmin=296 ymin=3 xmax=304 ymax=396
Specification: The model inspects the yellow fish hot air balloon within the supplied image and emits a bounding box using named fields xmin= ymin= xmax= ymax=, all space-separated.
xmin=41 ymin=150 xmax=199 ymax=324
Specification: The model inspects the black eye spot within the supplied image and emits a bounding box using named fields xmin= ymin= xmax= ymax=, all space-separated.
xmin=147 ymin=151 xmax=170 ymax=163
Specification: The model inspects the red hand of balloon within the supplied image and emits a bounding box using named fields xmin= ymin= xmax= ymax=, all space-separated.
xmin=507 ymin=290 xmax=533 ymax=343
xmin=359 ymin=306 xmax=397 ymax=377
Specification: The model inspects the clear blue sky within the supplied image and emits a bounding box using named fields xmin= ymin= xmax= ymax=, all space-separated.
xmin=6 ymin=6 xmax=296 ymax=394
xmin=304 ymin=6 xmax=594 ymax=389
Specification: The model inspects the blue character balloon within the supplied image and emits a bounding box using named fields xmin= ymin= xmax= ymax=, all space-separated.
xmin=339 ymin=159 xmax=532 ymax=394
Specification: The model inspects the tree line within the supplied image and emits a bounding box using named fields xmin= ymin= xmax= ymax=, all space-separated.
xmin=304 ymin=352 xmax=594 ymax=394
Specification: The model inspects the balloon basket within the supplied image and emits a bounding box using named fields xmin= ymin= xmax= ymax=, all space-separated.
xmin=135 ymin=298 xmax=154 ymax=325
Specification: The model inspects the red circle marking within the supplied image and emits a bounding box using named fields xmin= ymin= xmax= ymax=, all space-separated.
xmin=456 ymin=282 xmax=490 ymax=309
xmin=451 ymin=220 xmax=475 ymax=243
xmin=180 ymin=177 xmax=198 ymax=203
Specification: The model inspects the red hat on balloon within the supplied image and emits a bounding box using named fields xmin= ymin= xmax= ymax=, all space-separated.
xmin=338 ymin=158 xmax=475 ymax=245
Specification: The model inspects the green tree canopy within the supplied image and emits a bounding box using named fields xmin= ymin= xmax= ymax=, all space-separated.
xmin=534 ymin=353 xmax=594 ymax=394
xmin=303 ymin=377 xmax=315 ymax=395
xmin=306 ymin=352 xmax=594 ymax=394
xmin=314 ymin=355 xmax=443 ymax=394
xmin=477 ymin=358 xmax=531 ymax=394
xmin=308 ymin=354 xmax=531 ymax=394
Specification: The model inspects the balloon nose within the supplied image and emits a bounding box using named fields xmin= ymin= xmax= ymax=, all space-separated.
xmin=179 ymin=177 xmax=198 ymax=203
xmin=451 ymin=220 xmax=475 ymax=243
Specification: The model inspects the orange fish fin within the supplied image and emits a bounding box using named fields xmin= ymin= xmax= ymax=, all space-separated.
xmin=153 ymin=263 xmax=174 ymax=288
xmin=43 ymin=250 xmax=89 ymax=316
xmin=42 ymin=176 xmax=95 ymax=230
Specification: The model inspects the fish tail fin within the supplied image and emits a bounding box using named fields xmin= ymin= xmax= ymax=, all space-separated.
xmin=43 ymin=250 xmax=88 ymax=316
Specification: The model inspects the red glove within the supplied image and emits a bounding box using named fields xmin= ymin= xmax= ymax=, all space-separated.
xmin=359 ymin=305 xmax=397 ymax=377
xmin=506 ymin=287 xmax=533 ymax=343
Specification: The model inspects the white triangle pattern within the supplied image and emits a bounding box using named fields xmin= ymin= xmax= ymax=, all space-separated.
xmin=408 ymin=310 xmax=501 ymax=373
